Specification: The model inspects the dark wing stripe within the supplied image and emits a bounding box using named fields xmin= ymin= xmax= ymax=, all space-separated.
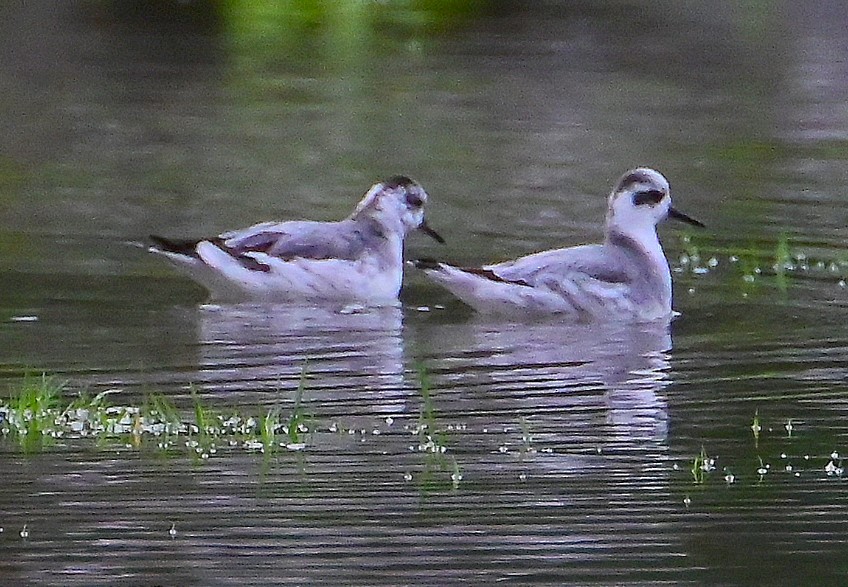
xmin=149 ymin=235 xmax=202 ymax=257
xmin=462 ymin=267 xmax=531 ymax=287
xmin=215 ymin=241 xmax=271 ymax=272
xmin=151 ymin=233 xmax=274 ymax=272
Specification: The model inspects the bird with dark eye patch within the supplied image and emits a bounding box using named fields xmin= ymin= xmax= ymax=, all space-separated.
xmin=416 ymin=167 xmax=704 ymax=322
xmin=149 ymin=175 xmax=444 ymax=304
xmin=633 ymin=189 xmax=666 ymax=207
xmin=406 ymin=192 xmax=424 ymax=208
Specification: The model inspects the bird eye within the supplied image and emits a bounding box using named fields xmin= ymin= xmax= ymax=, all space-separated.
xmin=406 ymin=192 xmax=424 ymax=207
xmin=633 ymin=189 xmax=665 ymax=206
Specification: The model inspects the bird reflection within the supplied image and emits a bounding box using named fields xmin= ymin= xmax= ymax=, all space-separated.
xmin=195 ymin=304 xmax=408 ymax=416
xmin=413 ymin=315 xmax=672 ymax=448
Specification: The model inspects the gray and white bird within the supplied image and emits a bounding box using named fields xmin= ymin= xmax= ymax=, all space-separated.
xmin=150 ymin=176 xmax=443 ymax=304
xmin=416 ymin=168 xmax=703 ymax=321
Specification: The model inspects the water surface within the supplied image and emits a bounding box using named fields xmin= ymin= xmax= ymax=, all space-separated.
xmin=1 ymin=1 xmax=848 ymax=585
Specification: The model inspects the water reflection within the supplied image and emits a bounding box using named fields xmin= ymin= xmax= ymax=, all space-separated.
xmin=2 ymin=0 xmax=848 ymax=583
xmin=416 ymin=315 xmax=672 ymax=449
xmin=195 ymin=303 xmax=409 ymax=415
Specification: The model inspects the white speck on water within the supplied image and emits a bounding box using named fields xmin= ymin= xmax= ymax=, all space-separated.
xmin=403 ymin=472 xmax=413 ymax=481
xmin=20 ymin=524 xmax=28 ymax=539
xmin=169 ymin=523 xmax=177 ymax=538
xmin=414 ymin=306 xmax=431 ymax=312
xmin=839 ymin=279 xmax=847 ymax=288
xmin=780 ymin=453 xmax=787 ymax=459
xmin=371 ymin=429 xmax=380 ymax=436
xmin=10 ymin=315 xmax=38 ymax=322
xmin=683 ymin=496 xmax=691 ymax=508
xmin=519 ymin=473 xmax=527 ymax=482
xmin=329 ymin=423 xmax=338 ymax=432
xmin=692 ymin=267 xmax=709 ymax=275
xmin=673 ymin=463 xmax=679 ymax=471
xmin=498 ymin=445 xmax=508 ymax=454
xmin=804 ymin=454 xmax=810 ymax=460
xmin=729 ymin=255 xmax=739 ymax=263
xmin=785 ymin=464 xmax=793 ymax=472
xmin=724 ymin=472 xmax=735 ymax=484
xmin=384 ymin=417 xmax=393 ymax=427
xmin=795 ymin=472 xmax=801 ymax=477
xmin=688 ymin=288 xmax=695 ymax=295
xmin=831 ymin=451 xmax=839 ymax=460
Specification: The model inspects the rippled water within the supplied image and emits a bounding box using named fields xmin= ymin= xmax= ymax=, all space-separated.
xmin=2 ymin=1 xmax=848 ymax=585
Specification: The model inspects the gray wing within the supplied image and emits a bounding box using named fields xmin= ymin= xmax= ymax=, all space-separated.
xmin=485 ymin=244 xmax=634 ymax=287
xmin=221 ymin=219 xmax=376 ymax=262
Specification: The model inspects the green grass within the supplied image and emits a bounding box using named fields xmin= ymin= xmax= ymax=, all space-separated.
xmin=2 ymin=374 xmax=64 ymax=450
xmin=414 ymin=364 xmax=462 ymax=490
xmin=691 ymin=445 xmax=715 ymax=484
xmin=0 ymin=374 xmax=312 ymax=459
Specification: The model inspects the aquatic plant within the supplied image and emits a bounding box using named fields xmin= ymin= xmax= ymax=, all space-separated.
xmin=751 ymin=410 xmax=761 ymax=445
xmin=672 ymin=229 xmax=848 ymax=299
xmin=285 ymin=363 xmax=311 ymax=449
xmin=413 ymin=364 xmax=462 ymax=490
xmin=259 ymin=406 xmax=282 ymax=454
xmin=0 ymin=374 xmax=312 ymax=460
xmin=691 ymin=445 xmax=715 ymax=484
xmin=1 ymin=374 xmax=64 ymax=449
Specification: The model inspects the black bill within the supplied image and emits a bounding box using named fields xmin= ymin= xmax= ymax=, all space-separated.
xmin=419 ymin=220 xmax=446 ymax=244
xmin=668 ymin=207 xmax=705 ymax=228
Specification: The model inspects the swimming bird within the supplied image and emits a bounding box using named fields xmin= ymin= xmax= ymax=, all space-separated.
xmin=415 ymin=167 xmax=703 ymax=321
xmin=150 ymin=176 xmax=444 ymax=304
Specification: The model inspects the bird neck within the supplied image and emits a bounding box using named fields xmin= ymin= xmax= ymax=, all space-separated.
xmin=606 ymin=224 xmax=672 ymax=300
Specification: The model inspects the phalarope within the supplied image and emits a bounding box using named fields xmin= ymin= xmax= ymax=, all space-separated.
xmin=150 ymin=176 xmax=444 ymax=304
xmin=416 ymin=167 xmax=703 ymax=321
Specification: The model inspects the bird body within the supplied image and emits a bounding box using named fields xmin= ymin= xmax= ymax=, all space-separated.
xmin=418 ymin=168 xmax=703 ymax=321
xmin=150 ymin=176 xmax=443 ymax=304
